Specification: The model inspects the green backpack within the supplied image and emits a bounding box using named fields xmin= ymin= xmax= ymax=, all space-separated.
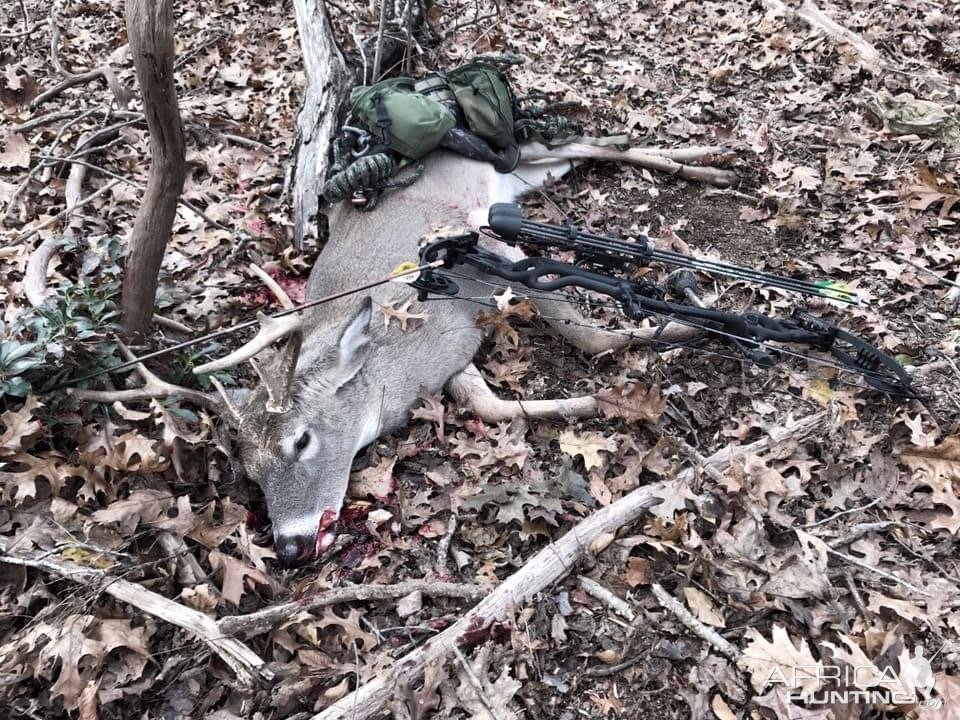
xmin=445 ymin=62 xmax=516 ymax=150
xmin=349 ymin=77 xmax=455 ymax=160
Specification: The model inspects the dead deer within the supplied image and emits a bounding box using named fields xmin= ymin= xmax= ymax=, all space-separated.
xmin=195 ymin=142 xmax=736 ymax=565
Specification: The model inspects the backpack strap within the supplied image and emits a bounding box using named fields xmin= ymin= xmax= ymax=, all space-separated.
xmin=372 ymin=93 xmax=393 ymax=145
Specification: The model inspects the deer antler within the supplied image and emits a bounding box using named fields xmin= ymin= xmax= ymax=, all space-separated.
xmin=69 ymin=340 xmax=231 ymax=417
xmin=192 ymin=264 xmax=304 ymax=414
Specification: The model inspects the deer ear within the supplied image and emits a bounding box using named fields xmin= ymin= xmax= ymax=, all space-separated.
xmin=337 ymin=297 xmax=372 ymax=365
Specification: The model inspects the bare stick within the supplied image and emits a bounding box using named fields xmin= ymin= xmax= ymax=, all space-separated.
xmin=309 ymin=412 xmax=828 ymax=720
xmin=0 ymin=546 xmax=272 ymax=685
xmin=11 ymin=110 xmax=80 ymax=134
xmin=801 ymin=498 xmax=882 ymax=529
xmin=371 ymin=0 xmax=388 ymax=81
xmin=309 ymin=482 xmax=665 ymax=720
xmin=16 ymin=180 xmax=121 ymax=248
xmin=577 ymin=575 xmax=636 ymax=621
xmin=651 ymin=582 xmax=740 ymax=661
xmin=826 ymin=521 xmax=897 ymax=548
xmin=218 ymin=580 xmax=485 ymax=638
xmin=153 ymin=314 xmax=197 ymax=335
xmin=30 ymin=1 xmax=127 ymax=107
xmin=763 ymin=0 xmax=883 ymax=67
xmin=826 ymin=547 xmax=930 ymax=597
xmin=435 ymin=514 xmax=457 ymax=576
xmin=0 ymin=0 xmax=33 ymax=38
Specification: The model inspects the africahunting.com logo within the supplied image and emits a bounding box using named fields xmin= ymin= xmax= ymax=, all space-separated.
xmin=763 ymin=643 xmax=946 ymax=709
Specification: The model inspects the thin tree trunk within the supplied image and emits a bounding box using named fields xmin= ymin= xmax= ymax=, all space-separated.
xmin=121 ymin=0 xmax=186 ymax=338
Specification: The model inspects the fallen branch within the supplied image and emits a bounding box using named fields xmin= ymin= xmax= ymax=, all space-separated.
xmin=0 ymin=545 xmax=272 ymax=685
xmin=30 ymin=1 xmax=128 ymax=108
xmin=310 ymin=482 xmax=664 ymax=720
xmin=763 ymin=0 xmax=883 ymax=67
xmin=218 ymin=579 xmax=485 ymax=638
xmin=309 ymin=411 xmax=827 ymax=720
xmin=17 ymin=179 xmax=121 ymax=250
xmin=11 ymin=110 xmax=82 ymax=134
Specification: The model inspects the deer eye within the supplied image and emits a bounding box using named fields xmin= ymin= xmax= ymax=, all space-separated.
xmin=294 ymin=431 xmax=311 ymax=455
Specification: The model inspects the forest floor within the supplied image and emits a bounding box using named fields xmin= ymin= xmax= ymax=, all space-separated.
xmin=1 ymin=0 xmax=959 ymax=719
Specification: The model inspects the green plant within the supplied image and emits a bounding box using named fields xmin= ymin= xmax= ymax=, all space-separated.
xmin=1 ymin=235 xmax=125 ymax=400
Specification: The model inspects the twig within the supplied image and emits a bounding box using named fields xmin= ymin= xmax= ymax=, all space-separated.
xmin=0 ymin=0 xmax=34 ymax=38
xmin=843 ymin=570 xmax=870 ymax=621
xmin=435 ymin=514 xmax=457 ymax=576
xmin=826 ymin=547 xmax=930 ymax=597
xmin=348 ymin=22 xmax=369 ymax=85
xmin=31 ymin=1 xmax=126 ymax=108
xmin=453 ymin=646 xmax=504 ymax=720
xmin=11 ymin=110 xmax=82 ymax=134
xmin=651 ymin=583 xmax=740 ymax=661
xmin=801 ymin=498 xmax=882 ymax=529
xmin=577 ymin=576 xmax=636 ymax=621
xmin=671 ymin=438 xmax=724 ymax=483
xmin=586 ymin=654 xmax=645 ymax=677
xmin=218 ymin=580 xmax=485 ymax=638
xmin=763 ymin=0 xmax=883 ymax=67
xmin=34 ymin=153 xmax=234 ymax=231
xmin=153 ymin=314 xmax=197 ymax=335
xmin=897 ymin=254 xmax=960 ymax=290
xmin=16 ymin=179 xmax=120 ymax=247
xmin=826 ymin=521 xmax=897 ymax=548
xmin=371 ymin=0 xmax=388 ymax=81
xmin=0 ymin=546 xmax=272 ymax=685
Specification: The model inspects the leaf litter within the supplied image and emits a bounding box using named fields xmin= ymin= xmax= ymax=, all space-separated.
xmin=1 ymin=0 xmax=960 ymax=718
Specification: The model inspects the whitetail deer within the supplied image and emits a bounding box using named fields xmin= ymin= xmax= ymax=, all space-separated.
xmin=196 ymin=142 xmax=736 ymax=565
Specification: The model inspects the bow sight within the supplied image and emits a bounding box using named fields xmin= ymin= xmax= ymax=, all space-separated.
xmin=412 ymin=204 xmax=916 ymax=398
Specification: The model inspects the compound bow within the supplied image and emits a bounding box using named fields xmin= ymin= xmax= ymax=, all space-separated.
xmin=411 ymin=203 xmax=917 ymax=399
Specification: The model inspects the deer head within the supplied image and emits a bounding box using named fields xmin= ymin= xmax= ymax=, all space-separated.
xmin=196 ymin=266 xmax=378 ymax=566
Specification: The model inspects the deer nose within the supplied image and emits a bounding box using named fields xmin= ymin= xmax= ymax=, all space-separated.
xmin=275 ymin=535 xmax=315 ymax=566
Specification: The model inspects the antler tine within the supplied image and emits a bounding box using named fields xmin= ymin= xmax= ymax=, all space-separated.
xmin=249 ymin=328 xmax=302 ymax=414
xmin=193 ymin=312 xmax=303 ymax=375
xmin=247 ymin=263 xmax=296 ymax=310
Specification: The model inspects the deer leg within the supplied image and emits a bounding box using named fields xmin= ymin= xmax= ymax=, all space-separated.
xmin=447 ymin=364 xmax=599 ymax=422
xmin=519 ymin=141 xmax=739 ymax=188
xmin=483 ymin=239 xmax=706 ymax=356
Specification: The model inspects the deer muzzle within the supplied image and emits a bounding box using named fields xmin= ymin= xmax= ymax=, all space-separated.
xmin=275 ymin=507 xmax=339 ymax=566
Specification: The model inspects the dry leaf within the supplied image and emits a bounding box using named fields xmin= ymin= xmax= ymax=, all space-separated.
xmin=738 ymin=625 xmax=823 ymax=693
xmin=209 ymin=550 xmax=278 ymax=607
xmin=683 ymin=587 xmax=725 ymax=628
xmin=597 ymin=382 xmax=665 ymax=423
xmin=558 ymin=429 xmax=617 ymax=471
